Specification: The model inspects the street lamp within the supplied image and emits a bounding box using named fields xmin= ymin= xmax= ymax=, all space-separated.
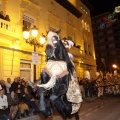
xmin=112 ymin=64 xmax=117 ymax=76
xmin=23 ymin=25 xmax=45 ymax=82
xmin=112 ymin=64 xmax=117 ymax=69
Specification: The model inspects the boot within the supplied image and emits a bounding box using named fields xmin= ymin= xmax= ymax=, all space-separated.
xmin=17 ymin=116 xmax=21 ymax=119
xmin=25 ymin=110 xmax=29 ymax=116
xmin=21 ymin=113 xmax=26 ymax=117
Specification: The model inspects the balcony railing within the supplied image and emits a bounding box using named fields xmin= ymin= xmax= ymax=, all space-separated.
xmin=69 ymin=46 xmax=84 ymax=57
xmin=0 ymin=18 xmax=21 ymax=38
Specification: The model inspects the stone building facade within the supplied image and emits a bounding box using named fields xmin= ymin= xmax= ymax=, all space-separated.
xmin=0 ymin=0 xmax=96 ymax=82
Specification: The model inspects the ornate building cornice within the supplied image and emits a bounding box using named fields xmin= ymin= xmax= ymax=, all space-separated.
xmin=20 ymin=0 xmax=41 ymax=15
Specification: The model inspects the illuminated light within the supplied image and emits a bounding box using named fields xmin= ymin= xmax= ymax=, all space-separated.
xmin=40 ymin=36 xmax=45 ymax=45
xmin=112 ymin=64 xmax=117 ymax=69
xmin=23 ymin=26 xmax=45 ymax=47
xmin=23 ymin=31 xmax=30 ymax=39
xmin=31 ymin=26 xmax=38 ymax=38
xmin=83 ymin=9 xmax=85 ymax=12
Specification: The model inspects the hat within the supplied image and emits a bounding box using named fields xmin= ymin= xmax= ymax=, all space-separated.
xmin=0 ymin=85 xmax=3 ymax=90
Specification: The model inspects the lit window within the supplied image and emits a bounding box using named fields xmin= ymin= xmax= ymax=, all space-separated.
xmin=81 ymin=20 xmax=84 ymax=28
xmin=23 ymin=15 xmax=34 ymax=29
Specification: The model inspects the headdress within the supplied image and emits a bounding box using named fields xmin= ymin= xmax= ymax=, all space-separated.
xmin=62 ymin=38 xmax=74 ymax=49
xmin=62 ymin=38 xmax=74 ymax=60
xmin=46 ymin=31 xmax=60 ymax=48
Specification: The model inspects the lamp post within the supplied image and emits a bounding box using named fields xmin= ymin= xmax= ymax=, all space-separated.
xmin=23 ymin=25 xmax=45 ymax=82
xmin=112 ymin=64 xmax=117 ymax=76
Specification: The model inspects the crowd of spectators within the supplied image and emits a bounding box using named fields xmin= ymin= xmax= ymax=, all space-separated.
xmin=0 ymin=11 xmax=10 ymax=22
xmin=0 ymin=77 xmax=40 ymax=120
xmin=78 ymin=74 xmax=120 ymax=99
xmin=0 ymin=11 xmax=10 ymax=29
xmin=0 ymin=74 xmax=120 ymax=120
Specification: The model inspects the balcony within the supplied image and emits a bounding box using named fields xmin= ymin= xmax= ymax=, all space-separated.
xmin=69 ymin=46 xmax=84 ymax=57
xmin=0 ymin=18 xmax=22 ymax=40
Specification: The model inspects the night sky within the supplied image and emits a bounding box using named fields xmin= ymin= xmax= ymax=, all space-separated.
xmin=87 ymin=0 xmax=120 ymax=16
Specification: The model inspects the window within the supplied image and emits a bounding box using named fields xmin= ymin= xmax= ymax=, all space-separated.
xmin=20 ymin=63 xmax=31 ymax=68
xmin=88 ymin=45 xmax=92 ymax=55
xmin=106 ymin=45 xmax=109 ymax=48
xmin=107 ymin=30 xmax=113 ymax=34
xmin=98 ymin=53 xmax=101 ymax=57
xmin=109 ymin=44 xmax=115 ymax=48
xmin=95 ymin=46 xmax=100 ymax=51
xmin=106 ymin=52 xmax=110 ymax=55
xmin=99 ymin=39 xmax=104 ymax=42
xmin=98 ymin=32 xmax=104 ymax=36
xmin=88 ymin=25 xmax=90 ymax=32
xmin=20 ymin=60 xmax=33 ymax=82
xmin=110 ymin=51 xmax=116 ymax=55
xmin=81 ymin=20 xmax=85 ymax=28
xmin=97 ymin=19 xmax=101 ymax=23
xmin=108 ymin=36 xmax=114 ymax=41
xmin=85 ymin=22 xmax=87 ymax=30
xmin=84 ymin=42 xmax=87 ymax=54
xmin=101 ymin=53 xmax=106 ymax=57
xmin=94 ymin=33 xmax=98 ymax=38
xmin=23 ymin=15 xmax=34 ymax=28
xmin=100 ymin=46 xmax=105 ymax=49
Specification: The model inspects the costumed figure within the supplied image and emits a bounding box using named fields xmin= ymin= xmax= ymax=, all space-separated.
xmin=29 ymin=30 xmax=82 ymax=120
xmin=62 ymin=38 xmax=82 ymax=115
xmin=95 ymin=71 xmax=104 ymax=97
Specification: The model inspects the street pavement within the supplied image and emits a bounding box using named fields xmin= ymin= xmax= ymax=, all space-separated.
xmin=80 ymin=95 xmax=120 ymax=120
xmin=19 ymin=95 xmax=120 ymax=120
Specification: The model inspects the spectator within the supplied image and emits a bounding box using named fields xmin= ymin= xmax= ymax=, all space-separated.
xmin=88 ymin=80 xmax=94 ymax=97
xmin=0 ymin=80 xmax=7 ymax=94
xmin=0 ymin=85 xmax=9 ymax=120
xmin=23 ymin=87 xmax=39 ymax=114
xmin=5 ymin=15 xmax=10 ymax=22
xmin=7 ymin=91 xmax=19 ymax=120
xmin=16 ymin=89 xmax=29 ymax=118
xmin=25 ymin=81 xmax=33 ymax=92
xmin=79 ymin=80 xmax=85 ymax=99
xmin=10 ymin=78 xmax=19 ymax=92
xmin=16 ymin=89 xmax=23 ymax=102
xmin=6 ymin=78 xmax=11 ymax=94
xmin=83 ymin=79 xmax=89 ymax=97
xmin=31 ymin=88 xmax=39 ymax=100
xmin=19 ymin=80 xmax=26 ymax=95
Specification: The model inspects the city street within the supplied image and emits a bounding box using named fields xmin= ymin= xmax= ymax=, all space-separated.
xmin=20 ymin=96 xmax=120 ymax=120
xmin=79 ymin=96 xmax=120 ymax=120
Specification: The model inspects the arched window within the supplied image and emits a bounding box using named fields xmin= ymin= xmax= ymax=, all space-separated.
xmin=81 ymin=20 xmax=84 ymax=28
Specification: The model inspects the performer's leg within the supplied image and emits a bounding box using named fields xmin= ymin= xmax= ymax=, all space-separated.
xmin=75 ymin=112 xmax=80 ymax=120
xmin=38 ymin=87 xmax=52 ymax=118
